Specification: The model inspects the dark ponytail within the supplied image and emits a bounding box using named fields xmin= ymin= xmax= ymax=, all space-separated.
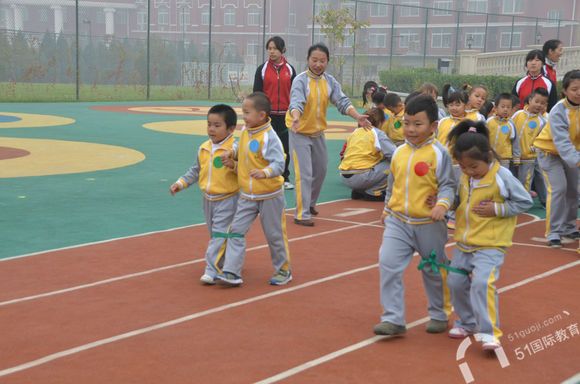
xmin=448 ymin=120 xmax=498 ymax=163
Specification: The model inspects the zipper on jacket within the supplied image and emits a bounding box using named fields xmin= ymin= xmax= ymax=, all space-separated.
xmin=207 ymin=150 xmax=214 ymax=194
xmin=276 ymin=67 xmax=281 ymax=114
xmin=462 ymin=183 xmax=472 ymax=243
xmin=404 ymin=149 xmax=415 ymax=216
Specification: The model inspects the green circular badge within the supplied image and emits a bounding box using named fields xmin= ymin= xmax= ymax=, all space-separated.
xmin=394 ymin=120 xmax=402 ymax=129
xmin=213 ymin=156 xmax=223 ymax=168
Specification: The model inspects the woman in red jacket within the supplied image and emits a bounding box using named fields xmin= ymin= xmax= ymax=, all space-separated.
xmin=542 ymin=39 xmax=564 ymax=84
xmin=512 ymin=49 xmax=558 ymax=112
xmin=253 ymin=36 xmax=297 ymax=190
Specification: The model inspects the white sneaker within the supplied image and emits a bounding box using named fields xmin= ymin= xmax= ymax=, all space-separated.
xmin=284 ymin=181 xmax=294 ymax=190
xmin=199 ymin=274 xmax=216 ymax=285
xmin=448 ymin=327 xmax=472 ymax=339
xmin=475 ymin=333 xmax=501 ymax=350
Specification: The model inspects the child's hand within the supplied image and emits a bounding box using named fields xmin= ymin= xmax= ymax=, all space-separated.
xmin=170 ymin=183 xmax=182 ymax=196
xmin=356 ymin=114 xmax=372 ymax=129
xmin=222 ymin=157 xmax=236 ymax=169
xmin=472 ymin=200 xmax=496 ymax=217
xmin=425 ymin=194 xmax=437 ymax=208
xmin=249 ymin=169 xmax=267 ymax=179
xmin=291 ymin=118 xmax=300 ymax=133
xmin=380 ymin=211 xmax=388 ymax=225
xmin=430 ymin=205 xmax=448 ymax=221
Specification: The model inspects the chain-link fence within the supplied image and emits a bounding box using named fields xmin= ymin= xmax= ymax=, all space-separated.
xmin=0 ymin=0 xmax=577 ymax=101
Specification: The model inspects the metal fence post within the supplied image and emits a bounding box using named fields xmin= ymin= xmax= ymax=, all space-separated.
xmin=453 ymin=10 xmax=461 ymax=63
xmin=75 ymin=0 xmax=79 ymax=101
xmin=422 ymin=8 xmax=428 ymax=67
xmin=509 ymin=15 xmax=515 ymax=51
xmin=311 ymin=0 xmax=316 ymax=45
xmin=483 ymin=12 xmax=489 ymax=53
xmin=208 ymin=0 xmax=212 ymax=100
xmin=389 ymin=4 xmax=395 ymax=70
xmin=146 ymin=0 xmax=151 ymax=100
xmin=351 ymin=0 xmax=358 ymax=96
xmin=262 ymin=0 xmax=266 ymax=63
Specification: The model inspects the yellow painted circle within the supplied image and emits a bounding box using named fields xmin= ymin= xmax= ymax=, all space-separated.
xmin=0 ymin=138 xmax=145 ymax=178
xmin=143 ymin=120 xmax=356 ymax=140
xmin=0 ymin=112 xmax=75 ymax=128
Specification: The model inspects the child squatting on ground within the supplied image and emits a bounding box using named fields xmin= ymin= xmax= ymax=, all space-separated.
xmin=170 ymin=104 xmax=239 ymax=286
xmin=374 ymin=94 xmax=456 ymax=337
xmin=446 ymin=120 xmax=532 ymax=351
xmin=216 ymin=92 xmax=292 ymax=287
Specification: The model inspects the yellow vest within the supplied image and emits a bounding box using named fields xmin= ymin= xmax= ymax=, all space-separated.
xmin=385 ymin=108 xmax=405 ymax=144
xmin=285 ymin=72 xmax=329 ymax=136
xmin=237 ymin=121 xmax=284 ymax=198
xmin=339 ymin=127 xmax=384 ymax=171
xmin=533 ymin=99 xmax=580 ymax=155
xmin=512 ymin=109 xmax=545 ymax=160
xmin=487 ymin=117 xmax=515 ymax=159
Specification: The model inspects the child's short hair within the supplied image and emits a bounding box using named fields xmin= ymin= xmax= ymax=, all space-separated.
xmin=479 ymin=100 xmax=494 ymax=119
xmin=442 ymin=84 xmax=468 ymax=106
xmin=245 ymin=92 xmax=271 ymax=115
xmin=208 ymin=104 xmax=237 ymax=128
xmin=448 ymin=120 xmax=498 ymax=163
xmin=529 ymin=87 xmax=549 ymax=101
xmin=384 ymin=93 xmax=402 ymax=108
xmin=365 ymin=107 xmax=386 ymax=128
xmin=511 ymin=94 xmax=521 ymax=108
xmin=494 ymin=93 xmax=514 ymax=107
xmin=372 ymin=91 xmax=387 ymax=106
xmin=419 ymin=82 xmax=439 ymax=97
xmin=404 ymin=91 xmax=422 ymax=107
xmin=562 ymin=69 xmax=580 ymax=90
xmin=405 ymin=94 xmax=438 ymax=123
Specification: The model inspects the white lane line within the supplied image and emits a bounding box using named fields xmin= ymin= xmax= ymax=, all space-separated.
xmin=0 ymin=198 xmax=350 ymax=262
xmin=0 ymin=216 xmax=544 ymax=376
xmin=284 ymin=213 xmax=384 ymax=228
xmin=254 ymin=259 xmax=580 ymax=384
xmin=0 ymin=264 xmax=378 ymax=378
xmin=512 ymin=242 xmax=577 ymax=252
xmin=0 ymin=220 xmax=381 ymax=308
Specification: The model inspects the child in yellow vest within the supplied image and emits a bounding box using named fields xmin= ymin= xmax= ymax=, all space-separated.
xmin=486 ymin=93 xmax=521 ymax=168
xmin=446 ymin=120 xmax=533 ymax=351
xmin=463 ymin=84 xmax=487 ymax=122
xmin=383 ymin=93 xmax=405 ymax=146
xmin=170 ymin=104 xmax=239 ymax=285
xmin=339 ymin=107 xmax=397 ymax=201
xmin=533 ymin=70 xmax=580 ymax=247
xmin=217 ymin=92 xmax=292 ymax=286
xmin=512 ymin=88 xmax=549 ymax=191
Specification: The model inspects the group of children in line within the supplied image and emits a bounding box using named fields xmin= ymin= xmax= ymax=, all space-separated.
xmin=169 ymin=46 xmax=580 ymax=353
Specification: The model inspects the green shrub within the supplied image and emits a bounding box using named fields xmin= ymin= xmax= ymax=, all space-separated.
xmin=379 ymin=68 xmax=521 ymax=99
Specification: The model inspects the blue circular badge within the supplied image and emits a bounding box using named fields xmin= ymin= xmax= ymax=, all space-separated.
xmin=528 ymin=121 xmax=537 ymax=129
xmin=501 ymin=125 xmax=510 ymax=134
xmin=249 ymin=139 xmax=260 ymax=153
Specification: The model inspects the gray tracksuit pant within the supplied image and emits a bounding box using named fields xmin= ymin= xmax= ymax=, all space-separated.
xmin=379 ymin=215 xmax=451 ymax=325
xmin=202 ymin=195 xmax=238 ymax=278
xmin=340 ymin=161 xmax=389 ymax=196
xmin=538 ymin=152 xmax=579 ymax=240
xmin=447 ymin=247 xmax=504 ymax=340
xmin=517 ymin=159 xmax=536 ymax=191
xmin=221 ymin=193 xmax=290 ymax=277
xmin=290 ymin=131 xmax=327 ymax=220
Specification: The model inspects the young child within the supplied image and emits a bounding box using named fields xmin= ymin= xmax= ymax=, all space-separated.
xmin=374 ymin=94 xmax=456 ymax=337
xmin=372 ymin=91 xmax=387 ymax=109
xmin=512 ymin=88 xmax=549 ymax=192
xmin=438 ymin=84 xmax=468 ymax=147
xmin=419 ymin=82 xmax=447 ymax=120
xmin=170 ymin=104 xmax=239 ymax=285
xmin=463 ymin=84 xmax=487 ymax=122
xmin=383 ymin=93 xmax=405 ymax=146
xmin=339 ymin=107 xmax=396 ymax=201
xmin=486 ymin=93 xmax=521 ymax=169
xmin=479 ymin=100 xmax=495 ymax=119
xmin=446 ymin=120 xmax=533 ymax=350
xmin=533 ymin=69 xmax=580 ymax=247
xmin=216 ymin=92 xmax=292 ymax=286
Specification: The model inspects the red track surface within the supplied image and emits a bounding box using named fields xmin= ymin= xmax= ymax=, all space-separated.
xmin=0 ymin=200 xmax=578 ymax=383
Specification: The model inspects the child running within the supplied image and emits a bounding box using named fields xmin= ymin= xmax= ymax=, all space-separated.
xmin=486 ymin=93 xmax=521 ymax=169
xmin=170 ymin=104 xmax=239 ymax=285
xmin=217 ymin=92 xmax=292 ymax=286
xmin=446 ymin=120 xmax=532 ymax=350
xmin=374 ymin=94 xmax=456 ymax=337
xmin=339 ymin=107 xmax=397 ymax=201
xmin=512 ymin=88 xmax=549 ymax=192
xmin=533 ymin=69 xmax=580 ymax=247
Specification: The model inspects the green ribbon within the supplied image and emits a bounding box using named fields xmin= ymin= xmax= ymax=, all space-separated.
xmin=212 ymin=232 xmax=244 ymax=239
xmin=417 ymin=250 xmax=469 ymax=276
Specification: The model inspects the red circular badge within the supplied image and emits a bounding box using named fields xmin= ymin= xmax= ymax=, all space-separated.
xmin=414 ymin=161 xmax=430 ymax=176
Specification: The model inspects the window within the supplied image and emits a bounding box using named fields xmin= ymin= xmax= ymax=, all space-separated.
xmin=40 ymin=8 xmax=50 ymax=22
xmin=502 ymin=0 xmax=523 ymax=14
xmin=224 ymin=7 xmax=235 ymax=25
xmin=224 ymin=41 xmax=237 ymax=56
xmin=500 ymin=32 xmax=521 ymax=48
xmin=433 ymin=1 xmax=452 ymax=16
xmin=288 ymin=12 xmax=296 ymax=26
xmin=154 ymin=0 xmax=169 ymax=7
xmin=201 ymin=10 xmax=209 ymax=25
xmin=398 ymin=32 xmax=419 ymax=49
xmin=400 ymin=2 xmax=419 ymax=17
xmin=314 ymin=2 xmax=329 ymax=16
xmin=341 ymin=1 xmax=355 ymax=15
xmin=158 ymin=9 xmax=169 ymax=25
xmin=370 ymin=2 xmax=388 ymax=17
xmin=96 ymin=10 xmax=105 ymax=23
xmin=287 ymin=43 xmax=295 ymax=58
xmin=179 ymin=9 xmax=190 ymax=28
xmin=247 ymin=40 xmax=259 ymax=56
xmin=467 ymin=0 xmax=487 ymax=13
xmin=137 ymin=11 xmax=147 ymax=31
xmin=547 ymin=9 xmax=561 ymax=21
xmin=247 ymin=8 xmax=260 ymax=26
xmin=431 ymin=32 xmax=451 ymax=48
xmin=465 ymin=32 xmax=484 ymax=48
xmin=342 ymin=33 xmax=354 ymax=48
xmin=369 ymin=33 xmax=387 ymax=48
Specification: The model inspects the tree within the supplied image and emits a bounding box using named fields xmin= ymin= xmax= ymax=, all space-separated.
xmin=314 ymin=5 xmax=368 ymax=82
